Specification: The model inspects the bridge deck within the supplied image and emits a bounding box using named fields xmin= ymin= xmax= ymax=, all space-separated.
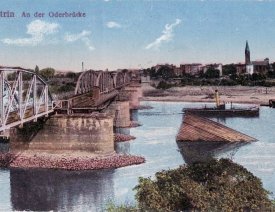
xmin=55 ymin=90 xmax=119 ymax=113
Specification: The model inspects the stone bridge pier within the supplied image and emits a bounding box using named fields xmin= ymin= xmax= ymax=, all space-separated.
xmin=9 ymin=113 xmax=114 ymax=155
xmin=8 ymin=79 xmax=142 ymax=155
xmin=106 ymin=100 xmax=131 ymax=128
xmin=123 ymin=84 xmax=143 ymax=109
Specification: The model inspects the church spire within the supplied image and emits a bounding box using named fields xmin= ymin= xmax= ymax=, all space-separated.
xmin=245 ymin=40 xmax=250 ymax=65
xmin=245 ymin=40 xmax=250 ymax=52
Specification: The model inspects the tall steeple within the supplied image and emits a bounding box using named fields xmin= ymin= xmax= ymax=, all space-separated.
xmin=245 ymin=40 xmax=250 ymax=65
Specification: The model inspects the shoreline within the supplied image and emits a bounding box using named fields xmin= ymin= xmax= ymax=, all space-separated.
xmin=141 ymin=97 xmax=267 ymax=105
xmin=141 ymin=84 xmax=274 ymax=105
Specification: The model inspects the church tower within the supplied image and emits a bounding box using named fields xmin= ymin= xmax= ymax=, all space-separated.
xmin=245 ymin=40 xmax=250 ymax=65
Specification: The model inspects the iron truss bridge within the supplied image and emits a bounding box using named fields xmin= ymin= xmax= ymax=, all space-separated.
xmin=54 ymin=69 xmax=133 ymax=113
xmin=0 ymin=67 xmax=138 ymax=132
xmin=0 ymin=67 xmax=54 ymax=132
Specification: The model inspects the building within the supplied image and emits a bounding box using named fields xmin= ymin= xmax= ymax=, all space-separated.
xmin=180 ymin=63 xmax=203 ymax=76
xmin=245 ymin=41 xmax=250 ymax=65
xmin=235 ymin=63 xmax=246 ymax=75
xmin=173 ymin=67 xmax=184 ymax=76
xmin=245 ymin=41 xmax=270 ymax=75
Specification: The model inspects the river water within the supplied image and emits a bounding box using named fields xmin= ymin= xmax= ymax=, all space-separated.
xmin=0 ymin=101 xmax=275 ymax=211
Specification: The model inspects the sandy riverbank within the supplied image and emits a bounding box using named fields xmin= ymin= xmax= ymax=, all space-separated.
xmin=0 ymin=151 xmax=145 ymax=170
xmin=142 ymin=84 xmax=275 ymax=105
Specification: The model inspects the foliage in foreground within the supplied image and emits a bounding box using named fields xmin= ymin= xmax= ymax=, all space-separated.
xmin=133 ymin=158 xmax=273 ymax=211
xmin=105 ymin=202 xmax=138 ymax=212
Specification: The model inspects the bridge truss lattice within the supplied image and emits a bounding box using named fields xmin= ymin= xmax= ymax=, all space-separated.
xmin=0 ymin=67 xmax=54 ymax=132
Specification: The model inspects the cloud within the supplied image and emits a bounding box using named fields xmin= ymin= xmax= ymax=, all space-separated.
xmin=64 ymin=30 xmax=94 ymax=50
xmin=145 ymin=19 xmax=182 ymax=50
xmin=2 ymin=20 xmax=59 ymax=46
xmin=64 ymin=30 xmax=91 ymax=42
xmin=106 ymin=21 xmax=122 ymax=29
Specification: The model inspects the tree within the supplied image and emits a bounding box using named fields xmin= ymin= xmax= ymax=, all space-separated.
xmin=156 ymin=80 xmax=172 ymax=90
xmin=57 ymin=82 xmax=75 ymax=93
xmin=204 ymin=67 xmax=220 ymax=78
xmin=223 ymin=64 xmax=237 ymax=76
xmin=39 ymin=67 xmax=55 ymax=80
xmin=134 ymin=159 xmax=273 ymax=211
xmin=156 ymin=66 xmax=175 ymax=80
xmin=65 ymin=71 xmax=77 ymax=78
xmin=34 ymin=65 xmax=39 ymax=75
xmin=252 ymin=73 xmax=266 ymax=81
xmin=7 ymin=72 xmax=16 ymax=81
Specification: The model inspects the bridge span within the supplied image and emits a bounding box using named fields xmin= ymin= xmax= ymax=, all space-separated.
xmin=0 ymin=67 xmax=141 ymax=133
xmin=55 ymin=69 xmax=134 ymax=114
xmin=0 ymin=67 xmax=53 ymax=132
xmin=0 ymin=66 xmax=144 ymax=170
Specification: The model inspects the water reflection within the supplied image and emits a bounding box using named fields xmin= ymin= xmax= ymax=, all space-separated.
xmin=0 ymin=143 xmax=9 ymax=152
xmin=114 ymin=110 xmax=137 ymax=155
xmin=130 ymin=109 xmax=138 ymax=121
xmin=177 ymin=141 xmax=248 ymax=164
xmin=115 ymin=142 xmax=131 ymax=154
xmin=115 ymin=128 xmax=130 ymax=135
xmin=10 ymin=168 xmax=115 ymax=211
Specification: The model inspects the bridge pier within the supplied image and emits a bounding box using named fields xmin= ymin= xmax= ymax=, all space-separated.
xmin=10 ymin=114 xmax=114 ymax=154
xmin=113 ymin=101 xmax=131 ymax=128
xmin=124 ymin=84 xmax=143 ymax=109
xmin=106 ymin=100 xmax=131 ymax=128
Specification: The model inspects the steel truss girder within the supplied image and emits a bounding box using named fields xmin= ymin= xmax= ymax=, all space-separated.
xmin=0 ymin=67 xmax=54 ymax=132
xmin=74 ymin=69 xmax=132 ymax=95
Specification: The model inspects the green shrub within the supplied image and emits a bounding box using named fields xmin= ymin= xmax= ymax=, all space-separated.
xmin=57 ymin=82 xmax=75 ymax=93
xmin=134 ymin=159 xmax=273 ymax=211
xmin=105 ymin=202 xmax=138 ymax=212
xmin=157 ymin=81 xmax=173 ymax=90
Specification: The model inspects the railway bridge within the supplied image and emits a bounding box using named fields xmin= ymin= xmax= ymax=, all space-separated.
xmin=0 ymin=67 xmax=142 ymax=155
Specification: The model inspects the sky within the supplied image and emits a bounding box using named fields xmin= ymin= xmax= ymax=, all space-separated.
xmin=0 ymin=0 xmax=275 ymax=71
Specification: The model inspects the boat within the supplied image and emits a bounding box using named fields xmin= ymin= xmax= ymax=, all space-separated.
xmin=184 ymin=105 xmax=259 ymax=117
xmin=183 ymin=90 xmax=259 ymax=117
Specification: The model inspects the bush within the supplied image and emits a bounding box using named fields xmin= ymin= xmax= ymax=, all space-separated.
xmin=105 ymin=202 xmax=138 ymax=212
xmin=220 ymin=78 xmax=238 ymax=86
xmin=157 ymin=81 xmax=173 ymax=90
xmin=65 ymin=71 xmax=77 ymax=79
xmin=204 ymin=68 xmax=220 ymax=78
xmin=39 ymin=67 xmax=55 ymax=80
xmin=57 ymin=82 xmax=75 ymax=93
xmin=134 ymin=159 xmax=273 ymax=211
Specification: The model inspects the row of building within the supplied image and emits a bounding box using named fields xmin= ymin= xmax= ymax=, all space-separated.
xmin=153 ymin=63 xmax=223 ymax=77
xmin=151 ymin=41 xmax=272 ymax=77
